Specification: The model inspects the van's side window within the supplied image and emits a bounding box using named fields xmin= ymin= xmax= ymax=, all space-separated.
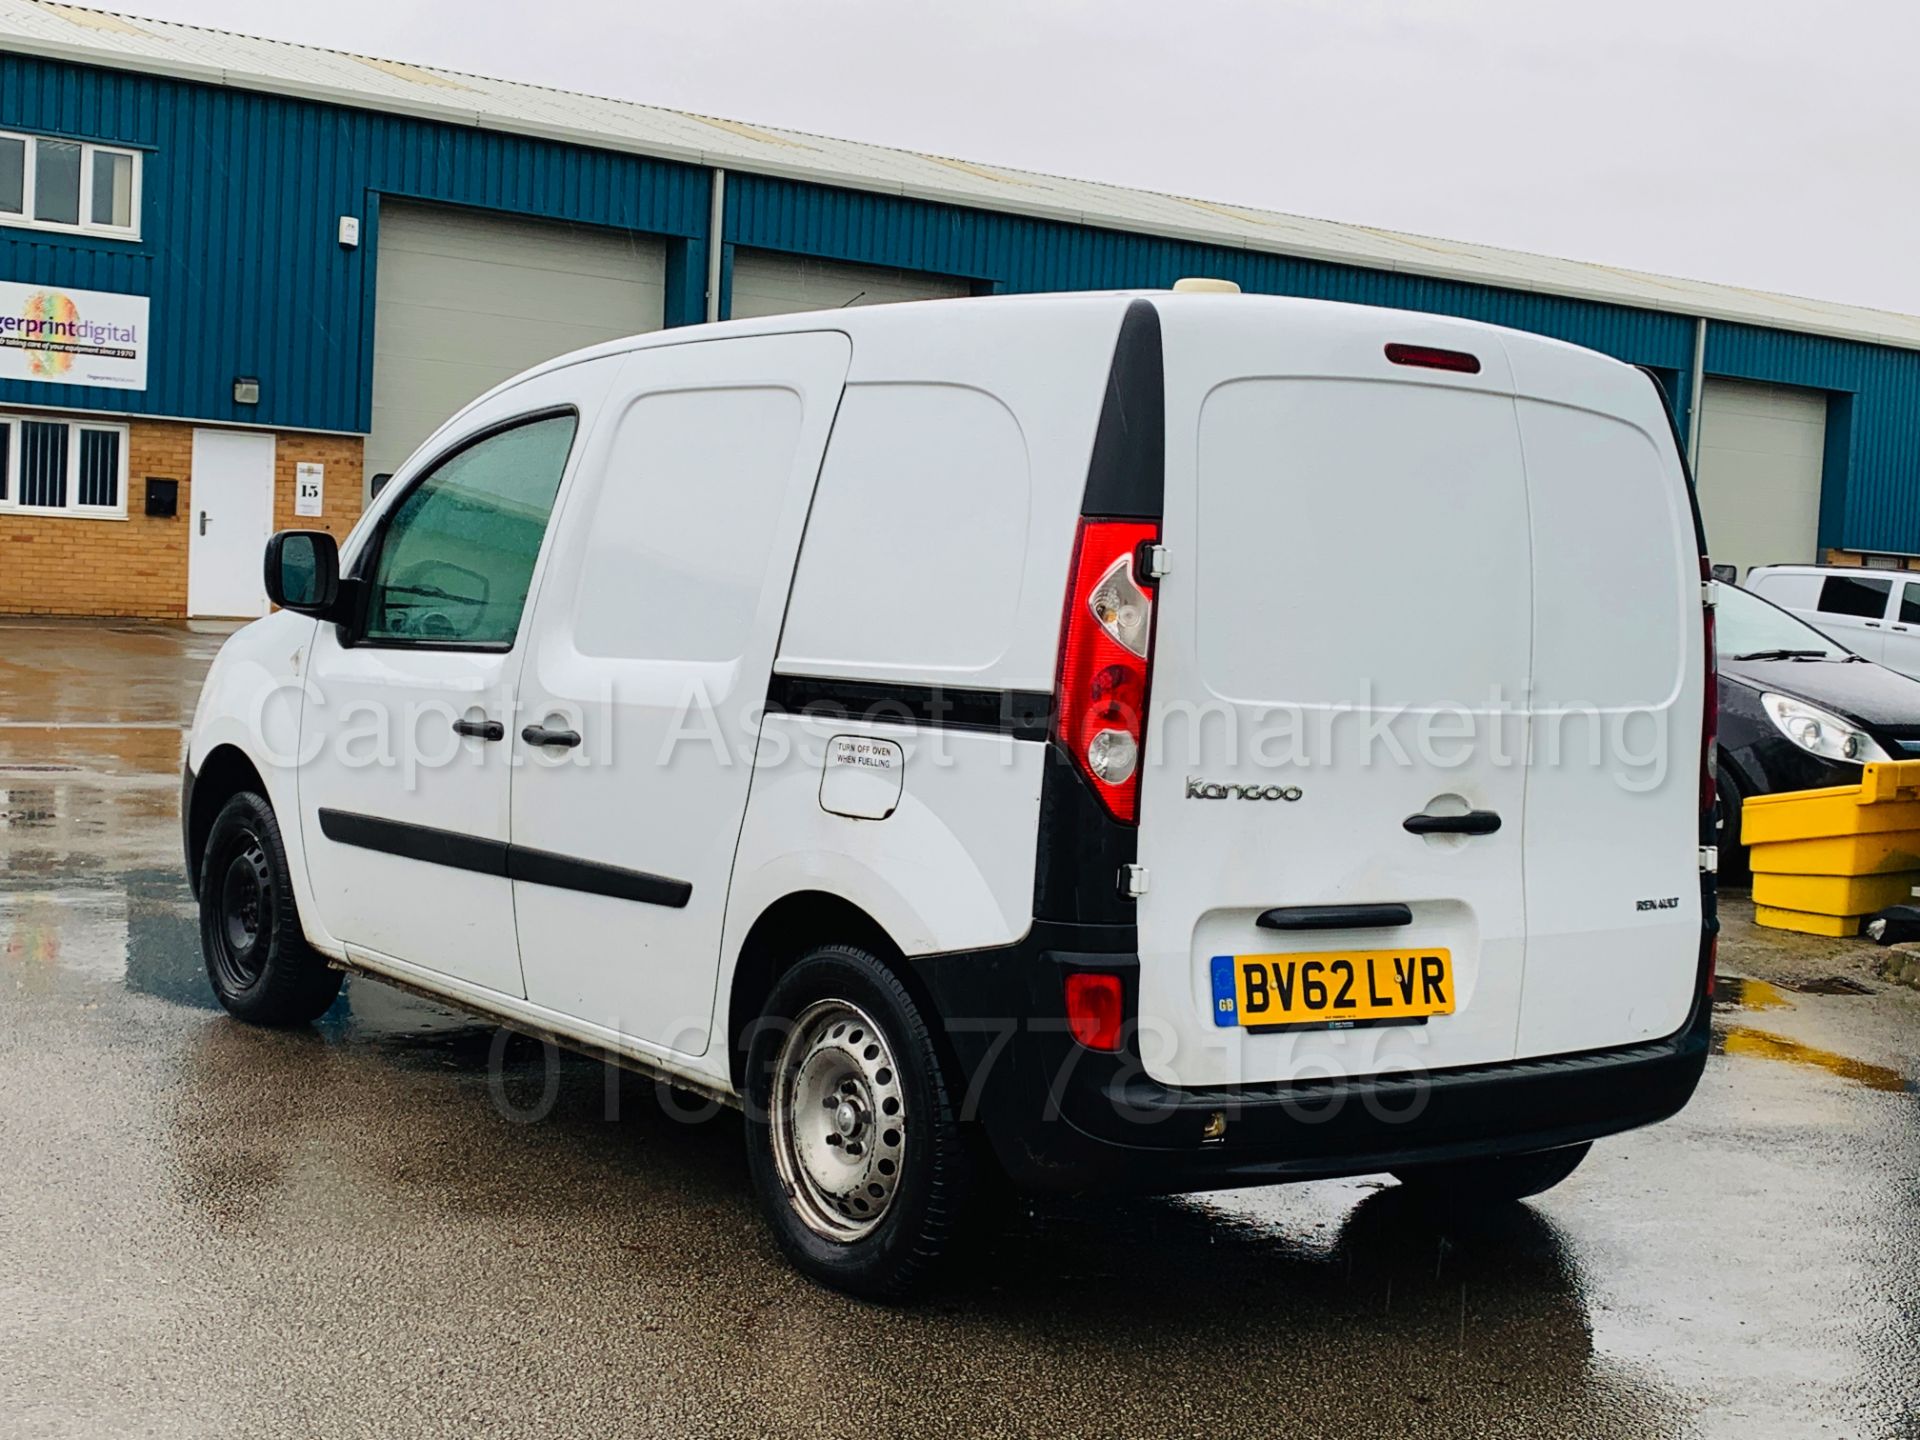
xmin=1900 ymin=583 xmax=1920 ymax=626
xmin=363 ymin=412 xmax=578 ymax=647
xmin=1816 ymin=574 xmax=1892 ymax=620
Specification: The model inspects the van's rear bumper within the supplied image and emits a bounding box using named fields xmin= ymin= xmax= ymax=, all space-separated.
xmin=911 ymin=920 xmax=1713 ymax=1196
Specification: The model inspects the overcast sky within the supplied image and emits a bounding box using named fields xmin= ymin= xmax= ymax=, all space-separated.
xmin=104 ymin=0 xmax=1920 ymax=315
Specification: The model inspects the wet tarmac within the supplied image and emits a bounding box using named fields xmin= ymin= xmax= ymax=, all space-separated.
xmin=3 ymin=619 xmax=1918 ymax=1439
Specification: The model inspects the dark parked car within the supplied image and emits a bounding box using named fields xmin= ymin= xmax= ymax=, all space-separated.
xmin=1716 ymin=580 xmax=1920 ymax=878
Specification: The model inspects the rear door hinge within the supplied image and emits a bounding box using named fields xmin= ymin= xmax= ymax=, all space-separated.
xmin=1702 ymin=580 xmax=1717 ymax=609
xmin=1119 ymin=863 xmax=1149 ymax=899
xmin=1145 ymin=544 xmax=1170 ymax=580
xmin=1699 ymin=845 xmax=1719 ymax=874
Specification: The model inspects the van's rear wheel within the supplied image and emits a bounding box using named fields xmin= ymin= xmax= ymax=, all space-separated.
xmin=199 ymin=791 xmax=343 ymax=1026
xmin=744 ymin=944 xmax=971 ymax=1299
xmin=1391 ymin=1141 xmax=1591 ymax=1207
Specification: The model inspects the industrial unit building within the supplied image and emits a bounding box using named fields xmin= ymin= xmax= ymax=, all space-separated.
xmin=4 ymin=0 xmax=1920 ymax=617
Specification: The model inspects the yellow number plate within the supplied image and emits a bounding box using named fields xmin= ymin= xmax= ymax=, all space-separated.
xmin=1209 ymin=949 xmax=1455 ymax=1030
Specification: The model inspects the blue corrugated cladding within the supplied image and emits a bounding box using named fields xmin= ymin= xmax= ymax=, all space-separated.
xmin=726 ymin=175 xmax=1701 ymax=407
xmin=9 ymin=55 xmax=1920 ymax=553
xmin=0 ymin=55 xmax=710 ymax=434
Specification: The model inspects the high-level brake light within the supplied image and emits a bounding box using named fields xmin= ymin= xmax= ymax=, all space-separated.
xmin=1385 ymin=342 xmax=1482 ymax=374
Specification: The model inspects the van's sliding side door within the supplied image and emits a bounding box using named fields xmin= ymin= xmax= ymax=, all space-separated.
xmin=507 ymin=331 xmax=853 ymax=1056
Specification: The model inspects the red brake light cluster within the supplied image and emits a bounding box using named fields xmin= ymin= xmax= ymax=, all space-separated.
xmin=1385 ymin=342 xmax=1482 ymax=374
xmin=1064 ymin=972 xmax=1125 ymax=1052
xmin=1055 ymin=518 xmax=1159 ymax=824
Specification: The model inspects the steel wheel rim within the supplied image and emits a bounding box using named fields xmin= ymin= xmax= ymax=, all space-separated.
xmin=770 ymin=999 xmax=907 ymax=1243
xmin=213 ymin=831 xmax=273 ymax=992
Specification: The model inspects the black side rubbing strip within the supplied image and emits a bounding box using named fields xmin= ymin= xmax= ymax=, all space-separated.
xmin=319 ymin=808 xmax=507 ymax=877
xmin=766 ymin=675 xmax=1053 ymax=741
xmin=508 ymin=845 xmax=692 ymax=910
xmin=1080 ymin=297 xmax=1166 ymax=520
xmin=317 ymin=809 xmax=690 ymax=909
xmin=1256 ymin=903 xmax=1414 ymax=931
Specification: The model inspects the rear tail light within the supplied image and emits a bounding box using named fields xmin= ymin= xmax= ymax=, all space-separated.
xmin=1064 ymin=972 xmax=1125 ymax=1052
xmin=1056 ymin=518 xmax=1160 ymax=823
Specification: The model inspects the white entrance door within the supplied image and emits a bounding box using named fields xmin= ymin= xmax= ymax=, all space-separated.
xmin=187 ymin=429 xmax=277 ymax=618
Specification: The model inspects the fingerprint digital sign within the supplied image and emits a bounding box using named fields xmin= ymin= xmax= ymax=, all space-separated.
xmin=0 ymin=281 xmax=149 ymax=390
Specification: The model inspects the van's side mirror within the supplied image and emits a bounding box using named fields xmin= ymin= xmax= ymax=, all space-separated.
xmin=1710 ymin=563 xmax=1738 ymax=585
xmin=264 ymin=530 xmax=342 ymax=617
xmin=369 ymin=472 xmax=393 ymax=500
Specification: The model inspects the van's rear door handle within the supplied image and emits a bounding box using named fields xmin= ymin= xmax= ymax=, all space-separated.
xmin=1257 ymin=903 xmax=1413 ymax=930
xmin=451 ymin=717 xmax=504 ymax=742
xmin=521 ymin=724 xmax=581 ymax=749
xmin=1404 ymin=810 xmax=1502 ymax=836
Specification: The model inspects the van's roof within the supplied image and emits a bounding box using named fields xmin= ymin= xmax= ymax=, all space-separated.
xmin=497 ymin=288 xmax=1629 ymax=395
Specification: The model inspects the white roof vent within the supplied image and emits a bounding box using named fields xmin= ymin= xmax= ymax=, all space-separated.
xmin=1171 ymin=277 xmax=1241 ymax=294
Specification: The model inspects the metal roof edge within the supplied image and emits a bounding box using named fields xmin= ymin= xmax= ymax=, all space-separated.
xmin=6 ymin=28 xmax=1918 ymax=356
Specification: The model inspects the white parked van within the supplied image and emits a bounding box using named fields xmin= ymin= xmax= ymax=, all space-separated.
xmin=183 ymin=290 xmax=1717 ymax=1296
xmin=1745 ymin=563 xmax=1920 ymax=678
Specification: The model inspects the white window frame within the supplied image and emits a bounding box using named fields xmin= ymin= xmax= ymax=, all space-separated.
xmin=0 ymin=129 xmax=143 ymax=241
xmin=0 ymin=413 xmax=131 ymax=520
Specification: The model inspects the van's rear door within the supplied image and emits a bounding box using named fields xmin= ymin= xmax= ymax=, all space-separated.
xmin=1137 ymin=302 xmax=1534 ymax=1088
xmin=1506 ymin=339 xmax=1703 ymax=1056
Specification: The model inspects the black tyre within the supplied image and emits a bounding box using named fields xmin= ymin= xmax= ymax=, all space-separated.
xmin=198 ymin=791 xmax=343 ymax=1027
xmin=1716 ymin=761 xmax=1751 ymax=886
xmin=1391 ymin=1141 xmax=1592 ymax=1207
xmin=743 ymin=944 xmax=971 ymax=1300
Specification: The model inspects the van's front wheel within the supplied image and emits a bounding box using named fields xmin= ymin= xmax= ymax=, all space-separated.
xmin=744 ymin=945 xmax=971 ymax=1299
xmin=199 ymin=791 xmax=343 ymax=1026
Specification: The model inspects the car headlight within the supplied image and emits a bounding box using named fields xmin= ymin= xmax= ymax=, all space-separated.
xmin=1760 ymin=693 xmax=1890 ymax=764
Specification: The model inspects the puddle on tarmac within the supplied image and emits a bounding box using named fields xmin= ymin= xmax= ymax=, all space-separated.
xmin=1714 ymin=973 xmax=1878 ymax=1013
xmin=1785 ymin=975 xmax=1877 ymax=996
xmin=2 ymin=866 xmax=550 ymax=1067
xmin=317 ymin=979 xmax=515 ymax=1068
xmin=1715 ymin=1026 xmax=1912 ymax=1093
xmin=1714 ymin=976 xmax=1792 ymax=1011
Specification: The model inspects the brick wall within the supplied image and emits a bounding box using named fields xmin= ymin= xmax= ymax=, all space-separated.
xmin=0 ymin=416 xmax=363 ymax=620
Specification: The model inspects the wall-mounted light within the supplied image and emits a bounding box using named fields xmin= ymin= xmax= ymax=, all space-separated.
xmin=233 ymin=376 xmax=260 ymax=405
